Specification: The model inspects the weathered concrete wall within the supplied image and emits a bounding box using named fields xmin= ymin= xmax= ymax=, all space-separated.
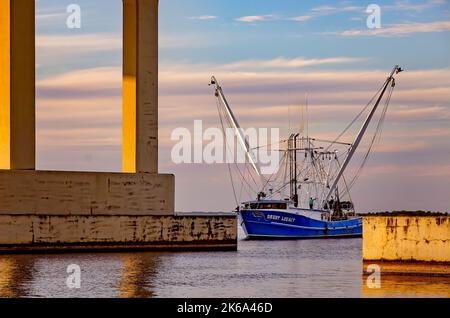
xmin=0 ymin=214 xmax=237 ymax=252
xmin=363 ymin=216 xmax=450 ymax=262
xmin=0 ymin=170 xmax=174 ymax=216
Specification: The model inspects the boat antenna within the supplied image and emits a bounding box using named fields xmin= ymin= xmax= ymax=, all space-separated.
xmin=288 ymin=104 xmax=292 ymax=135
xmin=323 ymin=65 xmax=403 ymax=204
xmin=300 ymin=98 xmax=305 ymax=135
xmin=306 ymin=93 xmax=309 ymax=140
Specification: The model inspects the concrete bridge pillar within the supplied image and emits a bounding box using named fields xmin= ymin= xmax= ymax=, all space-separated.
xmin=0 ymin=0 xmax=238 ymax=252
xmin=123 ymin=0 xmax=159 ymax=173
xmin=0 ymin=0 xmax=35 ymax=170
xmin=0 ymin=0 xmax=159 ymax=173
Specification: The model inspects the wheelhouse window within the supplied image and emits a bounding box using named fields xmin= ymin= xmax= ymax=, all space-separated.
xmin=257 ymin=203 xmax=287 ymax=210
xmin=243 ymin=202 xmax=287 ymax=210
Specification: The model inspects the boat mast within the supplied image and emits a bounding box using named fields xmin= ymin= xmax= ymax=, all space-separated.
xmin=323 ymin=65 xmax=403 ymax=204
xmin=289 ymin=134 xmax=294 ymax=201
xmin=292 ymin=133 xmax=299 ymax=207
xmin=306 ymin=94 xmax=309 ymax=141
xmin=210 ymin=76 xmax=261 ymax=177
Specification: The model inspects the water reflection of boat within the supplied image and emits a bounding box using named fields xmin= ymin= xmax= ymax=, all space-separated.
xmin=210 ymin=66 xmax=403 ymax=239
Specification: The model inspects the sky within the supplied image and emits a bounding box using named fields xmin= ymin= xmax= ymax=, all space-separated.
xmin=34 ymin=0 xmax=450 ymax=212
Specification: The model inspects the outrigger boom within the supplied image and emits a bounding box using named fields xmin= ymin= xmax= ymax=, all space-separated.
xmin=323 ymin=65 xmax=404 ymax=204
xmin=209 ymin=76 xmax=261 ymax=177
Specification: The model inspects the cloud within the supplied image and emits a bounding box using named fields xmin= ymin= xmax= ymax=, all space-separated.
xmin=288 ymin=16 xmax=314 ymax=22
xmin=402 ymin=128 xmax=450 ymax=138
xmin=188 ymin=15 xmax=217 ymax=21
xmin=309 ymin=4 xmax=364 ymax=16
xmin=36 ymin=12 xmax=66 ymax=23
xmin=313 ymin=0 xmax=447 ymax=14
xmin=36 ymin=67 xmax=122 ymax=152
xmin=291 ymin=0 xmax=447 ymax=23
xmin=35 ymin=64 xmax=450 ymax=149
xmin=388 ymin=105 xmax=450 ymax=120
xmin=383 ymin=0 xmax=448 ymax=12
xmin=236 ymin=1 xmax=447 ymax=25
xmin=287 ymin=4 xmax=364 ymax=23
xmin=159 ymin=63 xmax=450 ymax=93
xmin=35 ymin=33 xmax=122 ymax=70
xmin=311 ymin=5 xmax=338 ymax=13
xmin=160 ymin=56 xmax=366 ymax=74
xmin=313 ymin=5 xmax=363 ymax=13
xmin=216 ymin=56 xmax=366 ymax=70
xmin=240 ymin=6 xmax=362 ymax=23
xmin=236 ymin=15 xmax=278 ymax=23
xmin=37 ymin=32 xmax=213 ymax=59
xmin=34 ymin=62 xmax=450 ymax=212
xmin=36 ymin=34 xmax=122 ymax=52
xmin=362 ymin=163 xmax=450 ymax=177
xmin=37 ymin=67 xmax=121 ymax=96
xmin=160 ymin=33 xmax=215 ymax=48
xmin=338 ymin=21 xmax=450 ymax=37
xmin=374 ymin=140 xmax=429 ymax=153
xmin=157 ymin=63 xmax=450 ymax=139
xmin=36 ymin=6 xmax=67 ymax=25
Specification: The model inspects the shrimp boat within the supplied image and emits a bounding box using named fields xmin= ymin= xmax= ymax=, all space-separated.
xmin=209 ymin=66 xmax=403 ymax=239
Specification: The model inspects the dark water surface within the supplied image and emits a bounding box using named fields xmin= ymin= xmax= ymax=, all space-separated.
xmin=0 ymin=232 xmax=449 ymax=298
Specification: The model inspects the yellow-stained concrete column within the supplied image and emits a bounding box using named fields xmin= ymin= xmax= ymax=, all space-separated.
xmin=123 ymin=0 xmax=159 ymax=173
xmin=0 ymin=0 xmax=35 ymax=170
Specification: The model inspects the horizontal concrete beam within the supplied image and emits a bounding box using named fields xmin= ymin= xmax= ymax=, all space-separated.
xmin=363 ymin=216 xmax=450 ymax=263
xmin=0 ymin=170 xmax=174 ymax=216
xmin=0 ymin=214 xmax=237 ymax=252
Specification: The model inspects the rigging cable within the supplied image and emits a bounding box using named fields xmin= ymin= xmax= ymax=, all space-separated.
xmin=342 ymin=81 xmax=395 ymax=196
xmin=324 ymin=82 xmax=386 ymax=152
xmin=216 ymin=98 xmax=238 ymax=206
xmin=219 ymin=98 xmax=261 ymax=191
xmin=216 ymin=96 xmax=262 ymax=200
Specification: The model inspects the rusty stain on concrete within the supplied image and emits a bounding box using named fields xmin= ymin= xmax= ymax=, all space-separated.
xmin=363 ymin=215 xmax=450 ymax=263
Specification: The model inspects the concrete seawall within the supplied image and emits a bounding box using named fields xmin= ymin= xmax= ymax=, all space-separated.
xmin=363 ymin=215 xmax=450 ymax=262
xmin=362 ymin=214 xmax=449 ymax=277
xmin=0 ymin=171 xmax=238 ymax=253
xmin=0 ymin=214 xmax=237 ymax=253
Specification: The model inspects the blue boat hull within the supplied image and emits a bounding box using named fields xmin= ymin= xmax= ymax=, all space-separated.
xmin=239 ymin=209 xmax=362 ymax=239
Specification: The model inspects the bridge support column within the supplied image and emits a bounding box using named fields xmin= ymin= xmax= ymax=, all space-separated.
xmin=0 ymin=0 xmax=35 ymax=170
xmin=123 ymin=0 xmax=159 ymax=173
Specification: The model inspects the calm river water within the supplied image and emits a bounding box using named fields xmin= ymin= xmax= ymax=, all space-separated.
xmin=0 ymin=229 xmax=449 ymax=298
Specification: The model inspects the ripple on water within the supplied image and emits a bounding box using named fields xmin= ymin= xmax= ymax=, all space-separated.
xmin=0 ymin=238 xmax=448 ymax=298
